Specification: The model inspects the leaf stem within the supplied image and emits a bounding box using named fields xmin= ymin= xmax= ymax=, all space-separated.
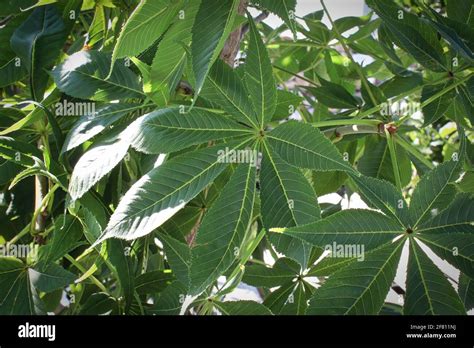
xmin=385 ymin=129 xmax=403 ymax=191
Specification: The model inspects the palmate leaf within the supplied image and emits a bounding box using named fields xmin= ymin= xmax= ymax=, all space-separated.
xmin=191 ymin=0 xmax=240 ymax=96
xmin=271 ymin=209 xmax=404 ymax=251
xmin=68 ymin=127 xmax=131 ymax=201
xmin=266 ymin=121 xmax=356 ymax=173
xmin=306 ymin=240 xmax=404 ymax=315
xmin=110 ymin=0 xmax=185 ymax=71
xmin=261 ymin=142 xmax=320 ymax=267
xmin=306 ymin=77 xmax=360 ymax=109
xmin=358 ymin=135 xmax=412 ymax=187
xmin=252 ymin=0 xmax=296 ymax=38
xmin=404 ymin=239 xmax=466 ymax=314
xmin=279 ymin=281 xmax=313 ymax=315
xmin=421 ymin=82 xmax=456 ymax=126
xmin=409 ymin=159 xmax=462 ymax=228
xmin=242 ymin=258 xmax=298 ymax=288
xmin=97 ymin=139 xmax=252 ymax=243
xmin=159 ymin=233 xmax=191 ymax=286
xmin=10 ymin=5 xmax=67 ymax=100
xmin=367 ymin=0 xmax=448 ymax=72
xmin=129 ymin=107 xmax=253 ymax=154
xmin=215 ymin=300 xmax=272 ymax=315
xmin=0 ymin=257 xmax=33 ymax=315
xmin=189 ymin=162 xmax=256 ymax=295
xmin=150 ymin=0 xmax=200 ymax=105
xmin=201 ymin=59 xmax=259 ymax=128
xmin=61 ymin=103 xmax=141 ymax=154
xmin=459 ymin=273 xmax=474 ymax=311
xmin=415 ymin=192 xmax=474 ymax=279
xmin=349 ymin=173 xmax=409 ymax=227
xmin=245 ymin=14 xmax=277 ymax=126
xmin=29 ymin=262 xmax=76 ymax=293
xmin=38 ymin=215 xmax=83 ymax=264
xmin=51 ymin=51 xmax=143 ymax=101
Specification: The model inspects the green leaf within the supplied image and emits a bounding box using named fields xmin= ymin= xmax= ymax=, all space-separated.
xmin=29 ymin=262 xmax=76 ymax=293
xmin=447 ymin=0 xmax=474 ymax=27
xmin=252 ymin=0 xmax=297 ymax=38
xmin=421 ymin=82 xmax=456 ymax=126
xmin=417 ymin=193 xmax=474 ymax=234
xmin=191 ymin=0 xmax=239 ymax=96
xmin=306 ymin=80 xmax=360 ymax=109
xmin=279 ymin=281 xmax=312 ymax=315
xmin=38 ymin=215 xmax=83 ymax=263
xmin=349 ymin=173 xmax=409 ymax=227
xmin=245 ymin=14 xmax=277 ymax=126
xmin=150 ymin=0 xmax=200 ymax=105
xmin=307 ymin=256 xmax=356 ymax=277
xmin=51 ymin=50 xmax=143 ymax=101
xmin=243 ymin=258 xmax=298 ymax=288
xmin=107 ymin=239 xmax=136 ymax=312
xmin=459 ymin=273 xmax=474 ymax=311
xmin=417 ymin=233 xmax=474 ymax=280
xmin=129 ymin=107 xmax=253 ymax=154
xmin=266 ymin=121 xmax=356 ymax=173
xmin=425 ymin=10 xmax=474 ymax=64
xmin=10 ymin=5 xmax=67 ymax=100
xmin=272 ymin=90 xmax=303 ymax=121
xmin=189 ymin=162 xmax=256 ymax=295
xmin=61 ymin=103 xmax=141 ymax=154
xmin=159 ymin=233 xmax=192 ymax=286
xmin=358 ymin=135 xmax=412 ymax=187
xmin=410 ymin=160 xmax=461 ymax=228
xmin=271 ymin=209 xmax=403 ymax=251
xmin=68 ymin=128 xmax=131 ymax=201
xmin=215 ymin=300 xmax=273 ymax=315
xmin=306 ymin=240 xmax=404 ymax=314
xmin=200 ymin=59 xmax=259 ymax=127
xmin=148 ymin=280 xmax=187 ymax=315
xmin=367 ymin=0 xmax=447 ymax=72
xmin=261 ymin=143 xmax=320 ymax=267
xmin=80 ymin=292 xmax=119 ymax=315
xmin=97 ymin=140 xmax=251 ymax=243
xmin=404 ymin=239 xmax=466 ymax=314
xmin=111 ymin=0 xmax=185 ymax=70
xmin=0 ymin=257 xmax=40 ymax=315
xmin=135 ymin=270 xmax=175 ymax=295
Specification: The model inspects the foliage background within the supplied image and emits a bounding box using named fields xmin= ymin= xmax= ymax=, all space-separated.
xmin=0 ymin=0 xmax=473 ymax=315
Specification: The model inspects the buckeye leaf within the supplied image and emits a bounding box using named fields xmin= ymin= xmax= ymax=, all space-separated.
xmin=97 ymin=140 xmax=252 ymax=243
xmin=261 ymin=142 xmax=320 ymax=267
xmin=271 ymin=209 xmax=403 ymax=251
xmin=215 ymin=300 xmax=273 ymax=315
xmin=191 ymin=0 xmax=240 ymax=97
xmin=129 ymin=107 xmax=253 ymax=154
xmin=51 ymin=50 xmax=143 ymax=101
xmin=62 ymin=103 xmax=141 ymax=154
xmin=245 ymin=14 xmax=277 ymax=126
xmin=266 ymin=121 xmax=356 ymax=173
xmin=68 ymin=128 xmax=131 ymax=201
xmin=10 ymin=5 xmax=67 ymax=100
xmin=189 ymin=162 xmax=256 ymax=295
xmin=111 ymin=0 xmax=185 ymax=71
xmin=201 ymin=59 xmax=259 ymax=128
xmin=306 ymin=240 xmax=404 ymax=315
xmin=404 ymin=239 xmax=466 ymax=314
